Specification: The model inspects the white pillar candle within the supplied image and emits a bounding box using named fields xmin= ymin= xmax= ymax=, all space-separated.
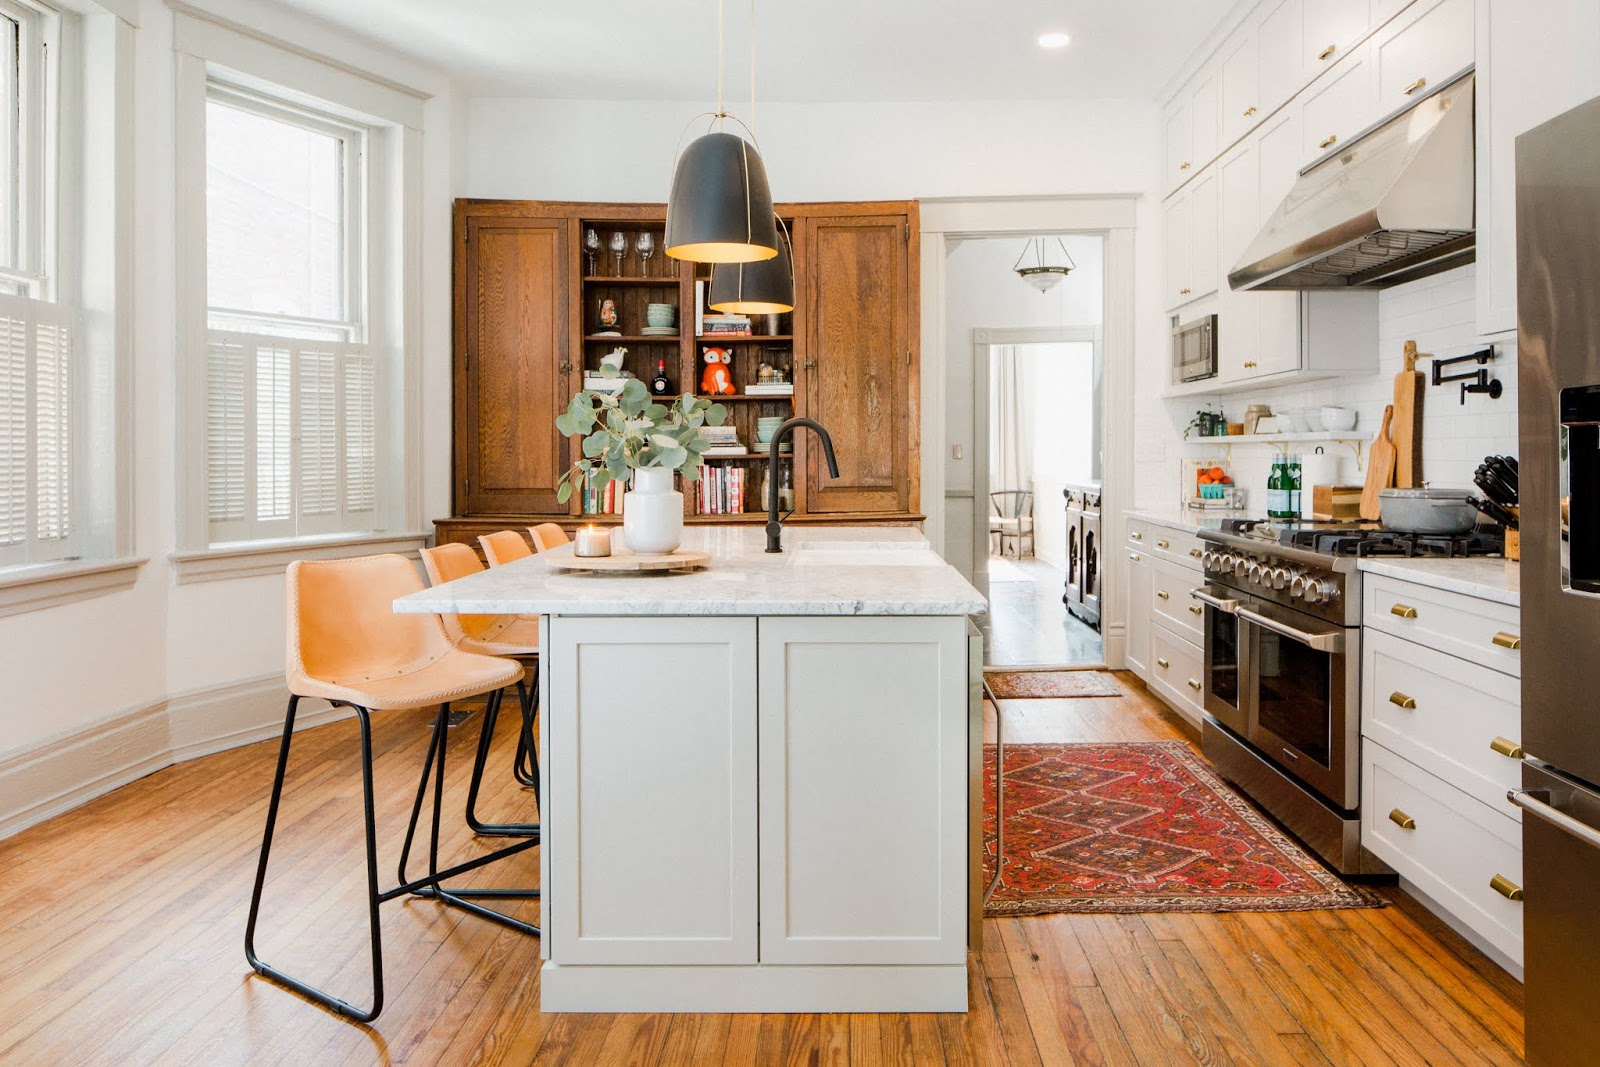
xmin=574 ymin=525 xmax=612 ymax=558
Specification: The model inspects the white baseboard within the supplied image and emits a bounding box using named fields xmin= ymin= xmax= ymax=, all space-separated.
xmin=0 ymin=675 xmax=351 ymax=842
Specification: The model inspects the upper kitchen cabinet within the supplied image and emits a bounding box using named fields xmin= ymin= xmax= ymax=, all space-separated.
xmin=1373 ymin=0 xmax=1474 ymax=109
xmin=1219 ymin=32 xmax=1262 ymax=146
xmin=1475 ymin=0 xmax=1600 ymax=337
xmin=1164 ymin=173 xmax=1218 ymax=311
xmin=1258 ymin=0 xmax=1307 ymax=115
xmin=1300 ymin=42 xmax=1378 ymax=162
xmin=1304 ymin=0 xmax=1372 ymax=73
xmin=1164 ymin=68 xmax=1220 ymax=194
xmin=795 ymin=208 xmax=918 ymax=516
xmin=1370 ymin=0 xmax=1417 ymax=27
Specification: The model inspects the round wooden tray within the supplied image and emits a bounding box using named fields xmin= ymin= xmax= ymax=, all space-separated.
xmin=544 ymin=543 xmax=710 ymax=573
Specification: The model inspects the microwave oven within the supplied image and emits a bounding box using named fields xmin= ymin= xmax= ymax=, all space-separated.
xmin=1173 ymin=314 xmax=1218 ymax=383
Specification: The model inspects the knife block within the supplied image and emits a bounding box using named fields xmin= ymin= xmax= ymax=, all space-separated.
xmin=1505 ymin=507 xmax=1521 ymax=560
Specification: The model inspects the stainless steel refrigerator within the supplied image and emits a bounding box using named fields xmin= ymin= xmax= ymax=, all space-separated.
xmin=1514 ymin=95 xmax=1600 ymax=1066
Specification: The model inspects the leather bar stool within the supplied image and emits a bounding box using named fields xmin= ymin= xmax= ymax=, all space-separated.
xmin=527 ymin=522 xmax=569 ymax=552
xmin=245 ymin=554 xmax=539 ymax=1024
xmin=420 ymin=542 xmax=542 ymax=829
xmin=479 ymin=529 xmax=533 ymax=567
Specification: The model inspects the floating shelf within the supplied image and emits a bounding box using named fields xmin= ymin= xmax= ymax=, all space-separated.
xmin=1183 ymin=431 xmax=1368 ymax=447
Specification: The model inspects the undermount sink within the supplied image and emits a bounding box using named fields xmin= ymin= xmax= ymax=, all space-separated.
xmin=788 ymin=548 xmax=942 ymax=567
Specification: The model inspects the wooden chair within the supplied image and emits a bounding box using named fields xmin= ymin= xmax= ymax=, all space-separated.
xmin=245 ymin=554 xmax=539 ymax=1023
xmin=480 ymin=530 xmax=533 ymax=567
xmin=527 ymin=523 xmax=570 ymax=553
xmin=420 ymin=542 xmax=542 ymax=825
xmin=989 ymin=490 xmax=1035 ymax=559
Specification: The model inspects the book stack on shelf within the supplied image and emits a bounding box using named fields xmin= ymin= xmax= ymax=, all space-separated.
xmin=701 ymin=313 xmax=752 ymax=338
xmin=696 ymin=465 xmax=747 ymax=515
xmin=744 ymin=379 xmax=793 ymax=397
xmin=581 ymin=469 xmax=624 ymax=515
xmin=698 ymin=424 xmax=748 ymax=456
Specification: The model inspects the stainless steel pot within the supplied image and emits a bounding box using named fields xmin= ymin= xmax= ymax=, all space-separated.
xmin=1378 ymin=488 xmax=1480 ymax=534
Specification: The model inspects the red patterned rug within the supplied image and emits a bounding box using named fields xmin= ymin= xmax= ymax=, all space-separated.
xmin=984 ymin=670 xmax=1121 ymax=699
xmin=983 ymin=742 xmax=1383 ymax=915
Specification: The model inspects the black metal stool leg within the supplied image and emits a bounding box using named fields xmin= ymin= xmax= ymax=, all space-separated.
xmin=245 ymin=696 xmax=385 ymax=1023
xmin=512 ymin=675 xmax=537 ymax=787
xmin=465 ymin=685 xmax=541 ymax=837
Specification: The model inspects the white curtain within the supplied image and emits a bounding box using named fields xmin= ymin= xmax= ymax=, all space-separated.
xmin=989 ymin=344 xmax=1033 ymax=499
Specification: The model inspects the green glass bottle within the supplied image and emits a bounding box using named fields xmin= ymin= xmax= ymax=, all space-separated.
xmin=1267 ymin=457 xmax=1288 ymax=519
xmin=1288 ymin=454 xmax=1303 ymax=518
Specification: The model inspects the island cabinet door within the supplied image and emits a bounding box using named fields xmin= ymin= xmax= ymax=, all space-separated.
xmin=757 ymin=616 xmax=968 ymax=965
xmin=546 ymin=616 xmax=758 ymax=964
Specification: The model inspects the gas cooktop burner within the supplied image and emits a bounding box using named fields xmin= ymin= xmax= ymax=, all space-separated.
xmin=1218 ymin=518 xmax=1505 ymax=559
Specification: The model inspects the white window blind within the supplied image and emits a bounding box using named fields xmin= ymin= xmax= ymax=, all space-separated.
xmin=0 ymin=292 xmax=75 ymax=566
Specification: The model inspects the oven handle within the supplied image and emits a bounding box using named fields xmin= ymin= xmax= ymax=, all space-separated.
xmin=1190 ymin=588 xmax=1238 ymax=613
xmin=1236 ymin=606 xmax=1345 ymax=653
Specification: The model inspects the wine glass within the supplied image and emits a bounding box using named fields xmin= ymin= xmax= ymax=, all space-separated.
xmin=636 ymin=232 xmax=656 ymax=277
xmin=609 ymin=232 xmax=628 ymax=276
xmin=583 ymin=228 xmax=600 ymax=275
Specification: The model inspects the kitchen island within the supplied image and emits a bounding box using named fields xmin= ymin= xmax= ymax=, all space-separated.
xmin=394 ymin=527 xmax=987 ymax=1012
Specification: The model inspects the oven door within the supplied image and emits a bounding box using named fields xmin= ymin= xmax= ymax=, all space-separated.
xmin=1238 ymin=602 xmax=1359 ymax=811
xmin=1194 ymin=585 xmax=1248 ymax=735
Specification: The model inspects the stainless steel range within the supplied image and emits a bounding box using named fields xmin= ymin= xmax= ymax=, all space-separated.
xmin=1194 ymin=518 xmax=1505 ymax=874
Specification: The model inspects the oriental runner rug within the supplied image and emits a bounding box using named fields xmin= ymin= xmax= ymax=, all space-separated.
xmin=984 ymin=670 xmax=1121 ymax=699
xmin=983 ymin=741 xmax=1382 ymax=915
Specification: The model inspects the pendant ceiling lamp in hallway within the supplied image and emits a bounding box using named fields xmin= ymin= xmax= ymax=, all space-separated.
xmin=665 ymin=0 xmax=780 ymax=264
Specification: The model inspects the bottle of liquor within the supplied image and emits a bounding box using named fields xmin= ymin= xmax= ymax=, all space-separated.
xmin=1288 ymin=454 xmax=1303 ymax=518
xmin=650 ymin=358 xmax=672 ymax=396
xmin=1267 ymin=457 xmax=1288 ymax=519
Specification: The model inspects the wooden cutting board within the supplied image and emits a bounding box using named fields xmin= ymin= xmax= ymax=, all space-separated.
xmin=1362 ymin=405 xmax=1397 ymax=521
xmin=543 ymin=543 xmax=711 ymax=573
xmin=1392 ymin=340 xmax=1425 ymax=488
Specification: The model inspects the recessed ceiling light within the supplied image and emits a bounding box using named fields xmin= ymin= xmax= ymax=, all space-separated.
xmin=1037 ymin=31 xmax=1071 ymax=49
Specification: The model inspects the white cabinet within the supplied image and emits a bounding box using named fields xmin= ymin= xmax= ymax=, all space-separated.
xmin=1246 ymin=109 xmax=1310 ymax=379
xmin=1165 ymin=69 xmax=1221 ymax=193
xmin=1304 ymin=0 xmax=1371 ymax=72
xmin=1475 ymin=0 xmax=1600 ymax=336
xmin=548 ymin=616 xmax=759 ymax=966
xmin=1163 ymin=97 xmax=1192 ymax=194
xmin=1191 ymin=70 xmax=1220 ymax=174
xmin=1166 ymin=172 xmax=1218 ymax=310
xmin=1258 ymin=0 xmax=1307 ymax=114
xmin=1123 ymin=515 xmax=1204 ymax=726
xmin=1125 ymin=544 xmax=1151 ymax=679
xmin=1219 ymin=31 xmax=1261 ymax=146
xmin=1373 ymin=0 xmax=1474 ymax=109
xmin=1164 ymin=195 xmax=1193 ymax=310
xmin=757 ymin=617 xmax=968 ymax=966
xmin=1300 ymin=43 xmax=1377 ymax=161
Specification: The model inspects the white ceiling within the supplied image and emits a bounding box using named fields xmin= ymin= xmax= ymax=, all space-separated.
xmin=271 ymin=1 xmax=1234 ymax=102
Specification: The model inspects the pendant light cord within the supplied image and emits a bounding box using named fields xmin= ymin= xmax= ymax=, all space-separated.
xmin=716 ymin=0 xmax=725 ymax=126
xmin=749 ymin=0 xmax=756 ymax=131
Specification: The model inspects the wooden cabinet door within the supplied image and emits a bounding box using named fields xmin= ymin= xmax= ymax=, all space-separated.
xmin=796 ymin=212 xmax=914 ymax=515
xmin=456 ymin=209 xmax=572 ymax=515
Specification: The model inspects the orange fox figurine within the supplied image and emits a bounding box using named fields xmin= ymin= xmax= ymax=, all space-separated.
xmin=700 ymin=348 xmax=735 ymax=395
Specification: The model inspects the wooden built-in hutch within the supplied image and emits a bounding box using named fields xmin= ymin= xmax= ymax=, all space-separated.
xmin=437 ymin=199 xmax=921 ymax=548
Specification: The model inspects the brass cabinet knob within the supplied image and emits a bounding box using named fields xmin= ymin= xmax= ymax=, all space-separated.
xmin=559 ymin=359 xmax=574 ymax=375
xmin=1187 ymin=678 xmax=1202 ymax=691
xmin=1157 ymin=590 xmax=1171 ymax=600
xmin=1180 ymin=161 xmax=1192 ymax=171
xmin=1157 ymin=539 xmax=1171 ymax=549
xmin=1389 ymin=692 xmax=1417 ymax=710
xmin=1243 ymin=105 xmax=1257 ymax=117
xmin=1319 ymin=134 xmax=1338 ymax=149
xmin=1318 ymin=43 xmax=1337 ymax=60
xmin=1489 ymin=874 xmax=1524 ymax=902
xmin=1243 ymin=360 xmax=1258 ymax=369
xmin=1179 ymin=287 xmax=1192 ymax=296
xmin=1403 ymin=76 xmax=1427 ymax=96
xmin=1490 ymin=736 xmax=1525 ymax=760
xmin=1129 ymin=552 xmax=1143 ymax=562
xmin=1157 ymin=657 xmax=1171 ymax=669
xmin=803 ymin=358 xmax=817 ymax=370
xmin=1189 ymin=604 xmax=1204 ymax=615
xmin=1390 ymin=604 xmax=1418 ymax=619
xmin=1388 ymin=808 xmax=1417 ymax=830
xmin=1189 ymin=548 xmax=1202 ymax=558
xmin=1130 ymin=531 xmax=1143 ymax=541
xmin=1492 ymin=631 xmax=1522 ymax=650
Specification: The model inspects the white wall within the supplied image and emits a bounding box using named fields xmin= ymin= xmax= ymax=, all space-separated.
xmin=1022 ymin=341 xmax=1096 ymax=569
xmin=0 ymin=0 xmax=459 ymax=828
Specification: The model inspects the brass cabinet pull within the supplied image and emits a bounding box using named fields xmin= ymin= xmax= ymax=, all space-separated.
xmin=1157 ymin=590 xmax=1171 ymax=600
xmin=558 ymin=359 xmax=574 ymax=375
xmin=1243 ymin=360 xmax=1258 ymax=369
xmin=1180 ymin=161 xmax=1192 ymax=171
xmin=1492 ymin=631 xmax=1522 ymax=650
xmin=1490 ymin=736 xmax=1525 ymax=760
xmin=1318 ymin=43 xmax=1337 ymax=60
xmin=1157 ymin=657 xmax=1171 ymax=669
xmin=1243 ymin=105 xmax=1257 ymax=117
xmin=1187 ymin=678 xmax=1203 ymax=691
xmin=1189 ymin=604 xmax=1204 ymax=615
xmin=1157 ymin=538 xmax=1171 ymax=549
xmin=1389 ymin=692 xmax=1417 ymax=710
xmin=1189 ymin=548 xmax=1203 ymax=558
xmin=1390 ymin=604 xmax=1418 ymax=619
xmin=1489 ymin=874 xmax=1524 ymax=902
xmin=1388 ymin=808 xmax=1417 ymax=830
xmin=1319 ymin=134 xmax=1338 ymax=149
xmin=1129 ymin=551 xmax=1143 ymax=562
xmin=1403 ymin=76 xmax=1427 ymax=96
xmin=1130 ymin=531 xmax=1143 ymax=541
xmin=1179 ymin=287 xmax=1192 ymax=296
xmin=803 ymin=358 xmax=817 ymax=370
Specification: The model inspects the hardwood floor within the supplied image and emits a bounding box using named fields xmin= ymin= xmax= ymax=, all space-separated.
xmin=0 ymin=676 xmax=1524 ymax=1065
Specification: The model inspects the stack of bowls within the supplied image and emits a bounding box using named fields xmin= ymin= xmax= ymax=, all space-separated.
xmin=643 ymin=303 xmax=677 ymax=336
xmin=756 ymin=416 xmax=788 ymax=452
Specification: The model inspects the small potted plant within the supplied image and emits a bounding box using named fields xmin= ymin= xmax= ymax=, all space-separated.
xmin=555 ymin=364 xmax=728 ymax=554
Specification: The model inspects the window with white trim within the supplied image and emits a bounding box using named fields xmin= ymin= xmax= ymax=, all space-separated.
xmin=0 ymin=0 xmax=74 ymax=569
xmin=203 ymin=82 xmax=383 ymax=545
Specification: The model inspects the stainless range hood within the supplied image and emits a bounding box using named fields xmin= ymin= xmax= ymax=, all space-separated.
xmin=1230 ymin=73 xmax=1475 ymax=291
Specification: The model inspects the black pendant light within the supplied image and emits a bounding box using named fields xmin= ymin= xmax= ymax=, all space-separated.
xmin=664 ymin=0 xmax=779 ymax=264
xmin=709 ymin=222 xmax=792 ymax=312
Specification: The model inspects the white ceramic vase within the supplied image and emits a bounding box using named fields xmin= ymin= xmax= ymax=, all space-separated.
xmin=622 ymin=466 xmax=683 ymax=554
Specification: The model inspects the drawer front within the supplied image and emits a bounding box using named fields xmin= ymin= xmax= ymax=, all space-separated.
xmin=1150 ymin=558 xmax=1205 ymax=644
xmin=1126 ymin=518 xmax=1150 ymax=552
xmin=1149 ymin=625 xmax=1204 ymax=727
xmin=1362 ymin=573 xmax=1522 ymax=678
xmin=1362 ymin=628 xmax=1523 ymax=816
xmin=1148 ymin=527 xmax=1205 ymax=569
xmin=1363 ymin=742 xmax=1523 ymax=964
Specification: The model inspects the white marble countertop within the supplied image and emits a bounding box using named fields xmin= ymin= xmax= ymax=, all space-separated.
xmin=1124 ymin=505 xmax=1255 ymax=537
xmin=395 ymin=526 xmax=988 ymax=617
xmin=1356 ymin=556 xmax=1521 ymax=608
